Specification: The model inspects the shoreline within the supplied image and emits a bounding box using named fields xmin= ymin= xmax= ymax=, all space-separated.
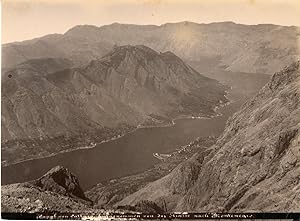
xmin=1 ymin=127 xmax=140 ymax=168
xmin=2 ymin=92 xmax=234 ymax=169
xmin=137 ymin=95 xmax=233 ymax=130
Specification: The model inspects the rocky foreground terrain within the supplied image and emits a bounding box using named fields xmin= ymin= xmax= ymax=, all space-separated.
xmin=1 ymin=45 xmax=227 ymax=165
xmin=1 ymin=165 xmax=165 ymax=214
xmin=2 ymin=61 xmax=300 ymax=214
xmin=1 ymin=166 xmax=92 ymax=213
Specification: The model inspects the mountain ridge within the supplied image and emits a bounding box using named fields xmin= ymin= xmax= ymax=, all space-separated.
xmin=3 ymin=22 xmax=299 ymax=74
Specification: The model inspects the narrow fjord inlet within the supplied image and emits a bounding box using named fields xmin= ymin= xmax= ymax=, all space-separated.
xmin=1 ymin=91 xmax=243 ymax=190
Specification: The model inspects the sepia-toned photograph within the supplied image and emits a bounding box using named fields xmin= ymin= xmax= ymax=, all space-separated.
xmin=1 ymin=0 xmax=300 ymax=219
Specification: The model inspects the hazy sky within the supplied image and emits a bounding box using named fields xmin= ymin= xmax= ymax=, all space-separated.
xmin=2 ymin=0 xmax=300 ymax=43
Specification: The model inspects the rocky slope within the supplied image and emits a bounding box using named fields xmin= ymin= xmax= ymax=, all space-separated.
xmin=1 ymin=45 xmax=227 ymax=165
xmin=117 ymin=61 xmax=300 ymax=212
xmin=3 ymin=22 xmax=300 ymax=74
xmin=1 ymin=166 xmax=163 ymax=214
xmin=1 ymin=166 xmax=92 ymax=213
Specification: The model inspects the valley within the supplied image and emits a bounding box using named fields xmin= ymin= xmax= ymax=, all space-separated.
xmin=1 ymin=89 xmax=241 ymax=190
xmin=1 ymin=45 xmax=228 ymax=166
xmin=1 ymin=72 xmax=268 ymax=210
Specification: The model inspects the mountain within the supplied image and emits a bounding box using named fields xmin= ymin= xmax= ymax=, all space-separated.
xmin=2 ymin=33 xmax=112 ymax=70
xmin=3 ymin=22 xmax=300 ymax=74
xmin=1 ymin=45 xmax=227 ymax=165
xmin=1 ymin=165 xmax=163 ymax=214
xmin=116 ymin=61 xmax=300 ymax=212
xmin=1 ymin=166 xmax=91 ymax=213
xmin=2 ymin=57 xmax=73 ymax=77
xmin=30 ymin=166 xmax=89 ymax=202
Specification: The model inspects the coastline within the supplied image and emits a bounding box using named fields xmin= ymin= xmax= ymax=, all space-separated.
xmin=1 ymin=128 xmax=140 ymax=168
xmin=137 ymin=92 xmax=233 ymax=130
xmin=150 ymin=91 xmax=233 ymax=161
xmin=2 ymin=91 xmax=233 ymax=169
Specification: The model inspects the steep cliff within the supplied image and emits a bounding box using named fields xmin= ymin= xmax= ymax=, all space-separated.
xmin=117 ymin=61 xmax=300 ymax=212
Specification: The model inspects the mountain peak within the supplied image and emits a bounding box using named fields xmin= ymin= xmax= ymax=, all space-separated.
xmin=43 ymin=165 xmax=70 ymax=175
xmin=64 ymin=25 xmax=100 ymax=38
xmin=112 ymin=45 xmax=157 ymax=53
xmin=31 ymin=166 xmax=88 ymax=201
xmin=99 ymin=45 xmax=159 ymax=67
xmin=2 ymin=166 xmax=93 ymax=213
xmin=160 ymin=51 xmax=184 ymax=63
xmin=65 ymin=24 xmax=99 ymax=33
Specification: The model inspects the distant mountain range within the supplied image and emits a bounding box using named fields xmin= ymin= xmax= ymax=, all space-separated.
xmin=1 ymin=45 xmax=227 ymax=164
xmin=3 ymin=22 xmax=300 ymax=74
